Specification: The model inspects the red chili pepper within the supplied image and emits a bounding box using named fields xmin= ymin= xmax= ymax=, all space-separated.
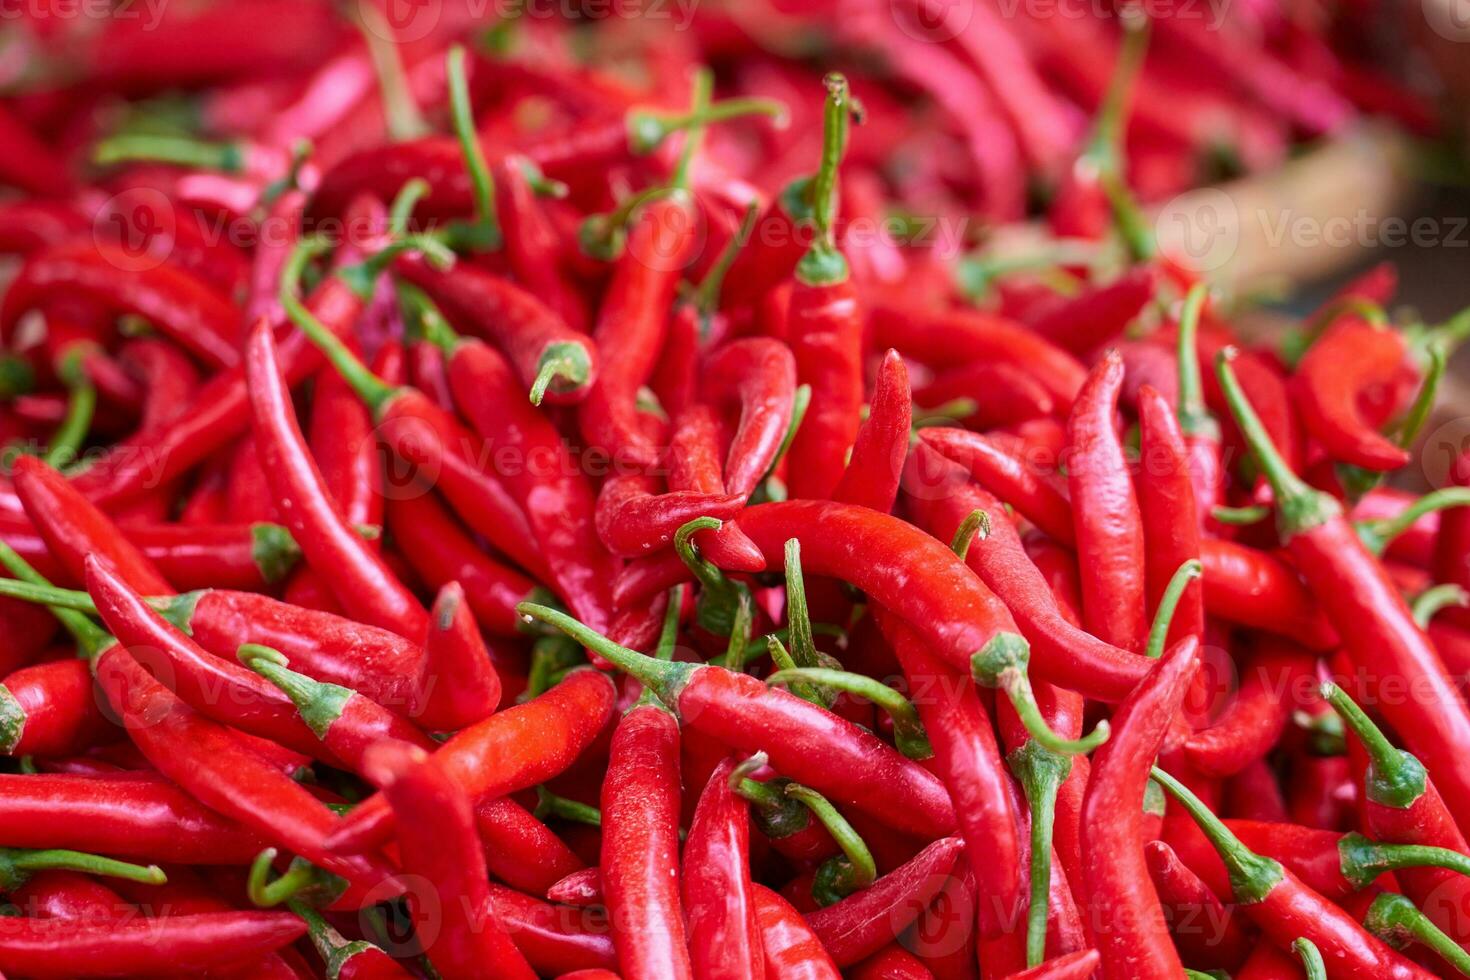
xmin=521 ymin=603 xmax=955 ymax=843
xmin=1433 ymin=449 xmax=1470 ymax=627
xmin=805 ymin=835 xmax=963 ymax=967
xmin=0 ymin=771 xmax=266 ymax=864
xmin=385 ymin=489 xmax=539 ymax=636
xmin=1198 ymin=538 xmax=1339 ymax=649
xmin=365 ymin=741 xmax=537 ymax=980
xmin=0 ymin=911 xmax=307 ymax=978
xmin=1066 ymin=350 xmax=1146 ymax=652
xmin=702 ymin=337 xmax=797 ymax=499
xmin=1028 ymin=268 xmax=1156 ymax=356
xmin=119 ymin=338 xmax=200 ymax=438
xmin=476 ymin=796 xmax=586 ymax=897
xmin=11 ymin=456 xmax=172 ymax=595
xmin=1325 ymin=681 xmax=1470 ymax=953
xmin=0 ymin=242 xmax=240 ymax=370
xmin=1137 ymin=384 xmax=1203 ymax=646
xmin=442 ymin=336 xmax=619 ymax=630
xmin=398 ymin=257 xmax=597 ymax=406
xmin=418 ymin=580 xmax=504 ymax=730
xmin=596 ymin=473 xmax=745 ymax=558
xmin=1219 ymin=348 xmax=1470 ymax=836
xmin=0 ymin=202 xmax=87 ymax=256
xmin=877 ymin=609 xmax=1023 ymax=939
xmin=914 ymin=360 xmax=1056 ymax=431
xmin=485 ymin=883 xmax=619 ymax=975
xmin=752 ymin=884 xmax=842 ymax=980
xmin=601 ymin=692 xmax=691 ymax=980
xmin=579 ymin=195 xmax=697 ymax=468
xmin=0 ymin=102 xmax=75 ymax=199
xmin=832 ymin=350 xmax=910 ymax=513
xmin=849 ymin=944 xmax=936 ymax=980
xmin=663 ymin=406 xmax=767 ymax=571
xmin=870 ymin=306 xmax=1085 ymax=414
xmin=0 ymin=659 xmax=112 ymax=758
xmin=493 ymin=155 xmax=589 ymax=333
xmin=1143 ymin=840 xmax=1252 ymax=970
xmin=291 ymin=900 xmax=412 ymax=979
xmin=905 ymin=445 xmax=1149 ymax=701
xmin=10 ymin=870 xmax=126 ymax=920
xmin=1153 ymin=767 xmax=1435 ymax=979
xmin=1291 ymin=315 xmax=1411 ymax=471
xmin=999 ymin=949 xmax=1102 ymax=980
xmin=245 ymin=319 xmax=426 ymax=638
xmin=326 ymin=668 xmax=616 ymax=852
xmin=1184 ymin=637 xmax=1316 ymax=778
xmin=1078 ymin=637 xmax=1200 ymax=978
xmin=918 ymin=428 xmax=1074 ymax=547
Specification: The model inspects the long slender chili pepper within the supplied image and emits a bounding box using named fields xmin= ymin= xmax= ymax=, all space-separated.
xmin=1433 ymin=448 xmax=1470 ymax=629
xmin=0 ymin=912 xmax=308 ymax=979
xmin=832 ymin=350 xmax=910 ymax=513
xmin=662 ymin=405 xmax=767 ymax=570
xmin=1218 ymin=347 xmax=1470 ymax=835
xmin=84 ymin=558 xmax=402 ymax=906
xmin=918 ymin=428 xmax=1075 ymax=546
xmin=442 ymin=335 xmax=619 ymax=630
xmin=1066 ymin=350 xmax=1146 ymax=652
xmin=10 ymin=870 xmax=126 ymax=920
xmin=1144 ymin=840 xmax=1253 ymax=970
xmin=520 ymin=603 xmax=956 ymax=841
xmin=905 ymin=445 xmax=1149 ymax=701
xmin=1137 ymin=384 xmax=1203 ymax=644
xmin=786 ymin=75 xmax=864 ymax=502
xmin=364 ymin=741 xmax=537 ymax=980
xmin=702 ymin=337 xmax=798 ymax=499
xmin=752 ymin=884 xmax=842 ymax=980
xmin=1078 ymin=636 xmax=1200 ymax=978
xmin=602 ymin=691 xmax=692 ymax=980
xmin=281 ymin=245 xmax=548 ymax=581
xmin=0 ymin=242 xmax=240 ymax=370
xmin=326 ymin=668 xmax=616 ymax=851
xmin=419 ymin=580 xmax=504 ymax=730
xmin=245 ymin=319 xmax=427 ymax=638
xmin=1000 ymin=949 xmax=1102 ymax=980
xmin=485 ymin=882 xmax=619 ymax=974
xmin=1028 ymin=268 xmax=1156 ymax=356
xmin=876 ymin=608 xmax=1023 ymax=940
xmin=1184 ymin=637 xmax=1317 ymax=778
xmin=1173 ymin=284 xmax=1225 ymax=525
xmin=494 ymin=154 xmax=588 ymax=333
xmin=1197 ymin=538 xmax=1339 ymax=649
xmin=1323 ymin=681 xmax=1470 ymax=952
xmin=804 ymin=835 xmax=963 ymax=967
xmin=11 ymin=455 xmax=173 ymax=594
xmin=1152 ymin=766 xmax=1435 ymax=979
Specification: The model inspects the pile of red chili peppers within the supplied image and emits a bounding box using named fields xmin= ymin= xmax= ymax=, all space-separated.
xmin=0 ymin=1 xmax=1460 ymax=978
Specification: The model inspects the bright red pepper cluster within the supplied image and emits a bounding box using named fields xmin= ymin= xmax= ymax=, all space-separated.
xmin=0 ymin=2 xmax=1462 ymax=979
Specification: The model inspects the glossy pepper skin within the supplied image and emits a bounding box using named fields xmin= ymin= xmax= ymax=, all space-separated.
xmin=603 ymin=701 xmax=693 ymax=980
xmin=682 ymin=757 xmax=764 ymax=980
xmin=367 ymin=741 xmax=537 ymax=980
xmin=751 ymin=884 xmax=841 ymax=980
xmin=1078 ymin=637 xmax=1200 ymax=979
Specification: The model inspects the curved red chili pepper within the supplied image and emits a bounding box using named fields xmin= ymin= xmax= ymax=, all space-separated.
xmin=1066 ymin=350 xmax=1146 ymax=653
xmin=870 ymin=304 xmax=1086 ymax=413
xmin=1000 ymin=949 xmax=1102 ymax=980
xmin=832 ymin=350 xmax=910 ymax=514
xmin=682 ymin=755 xmax=763 ymax=979
xmin=579 ymin=194 xmax=697 ymax=468
xmin=0 ymin=103 xmax=75 ymax=199
xmin=11 ymin=456 xmax=172 ymax=595
xmin=494 ymin=154 xmax=589 ymax=333
xmin=603 ymin=700 xmax=692 ymax=980
xmin=1198 ymin=539 xmax=1338 ymax=649
xmin=245 ymin=319 xmax=427 ymax=638
xmin=1028 ymin=268 xmax=1155 ymax=356
xmin=752 ymin=884 xmax=841 ymax=980
xmin=10 ymin=870 xmax=125 ymax=920
xmin=521 ymin=604 xmax=956 ymax=843
xmin=0 ymin=659 xmax=110 ymax=759
xmin=443 ymin=337 xmax=618 ymax=630
xmin=877 ymin=609 xmax=1023 ymax=939
xmin=1184 ymin=638 xmax=1316 ymax=778
xmin=397 ymin=257 xmax=597 ymax=405
xmin=86 ymin=588 xmax=401 ymax=907
xmin=1143 ymin=840 xmax=1252 ymax=970
xmin=477 ymin=796 xmax=586 ymax=897
xmin=1291 ymin=318 xmax=1411 ymax=471
xmin=701 ymin=337 xmax=797 ymax=498
xmin=849 ymin=944 xmax=936 ymax=980
xmin=1078 ymin=636 xmax=1200 ymax=978
xmin=326 ymin=669 xmax=617 ymax=852
xmin=366 ymin=741 xmax=537 ymax=980
xmin=385 ymin=490 xmax=538 ymax=636
xmin=805 ymin=836 xmax=962 ymax=966
xmin=905 ymin=445 xmax=1150 ymax=701
xmin=416 ymin=581 xmax=503 ymax=730
xmin=0 ymin=242 xmax=239 ymax=370
xmin=1154 ymin=767 xmax=1435 ymax=980
xmin=485 ymin=882 xmax=619 ymax=975
xmin=1220 ymin=349 xmax=1470 ymax=837
xmin=917 ymin=428 xmax=1074 ymax=546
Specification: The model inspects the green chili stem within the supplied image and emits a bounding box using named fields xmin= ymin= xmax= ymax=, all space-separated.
xmin=1357 ymin=488 xmax=1470 ymax=556
xmin=973 ymin=634 xmax=1108 ymax=755
xmin=1146 ymin=560 xmax=1202 ymax=659
xmin=949 ymin=509 xmax=992 ymax=561
xmin=1150 ymin=766 xmax=1283 ymax=903
xmin=1319 ymin=682 xmax=1425 ymax=809
xmin=767 ymin=667 xmax=931 ymax=760
xmin=1412 ymin=584 xmax=1468 ymax=628
xmin=446 ymin=45 xmax=498 ymax=243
